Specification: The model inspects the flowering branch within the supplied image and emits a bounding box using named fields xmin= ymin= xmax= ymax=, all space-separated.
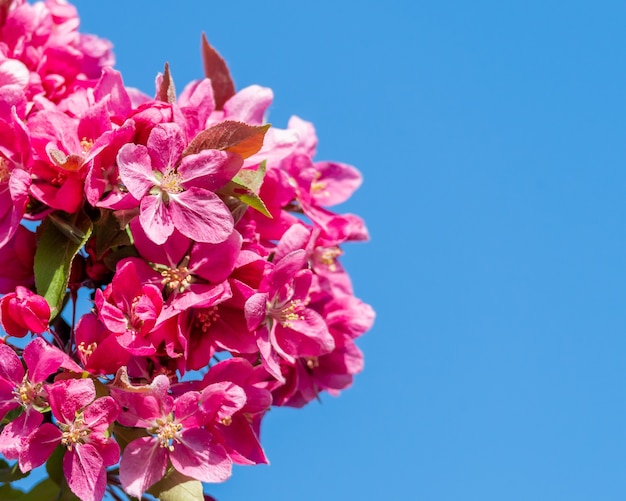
xmin=0 ymin=1 xmax=374 ymax=500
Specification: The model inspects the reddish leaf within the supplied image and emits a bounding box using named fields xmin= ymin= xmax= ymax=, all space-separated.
xmin=0 ymin=0 xmax=14 ymax=27
xmin=157 ymin=62 xmax=176 ymax=104
xmin=183 ymin=121 xmax=270 ymax=159
xmin=201 ymin=33 xmax=235 ymax=110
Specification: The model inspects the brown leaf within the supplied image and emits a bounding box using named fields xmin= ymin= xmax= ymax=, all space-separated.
xmin=201 ymin=33 xmax=235 ymax=110
xmin=183 ymin=120 xmax=270 ymax=159
xmin=157 ymin=62 xmax=176 ymax=103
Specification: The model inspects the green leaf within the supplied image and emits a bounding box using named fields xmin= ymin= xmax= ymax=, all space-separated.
xmin=0 ymin=484 xmax=24 ymax=500
xmin=218 ymin=162 xmax=272 ymax=218
xmin=148 ymin=468 xmax=204 ymax=501
xmin=1 ymin=406 xmax=23 ymax=425
xmin=157 ymin=62 xmax=176 ymax=104
xmin=201 ymin=33 xmax=235 ymax=110
xmin=92 ymin=209 xmax=132 ymax=260
xmin=45 ymin=445 xmax=65 ymax=486
xmin=113 ymin=424 xmax=149 ymax=453
xmin=234 ymin=160 xmax=267 ymax=193
xmin=19 ymin=478 xmax=61 ymax=501
xmin=183 ymin=121 xmax=270 ymax=159
xmin=0 ymin=459 xmax=29 ymax=483
xmin=34 ymin=210 xmax=93 ymax=318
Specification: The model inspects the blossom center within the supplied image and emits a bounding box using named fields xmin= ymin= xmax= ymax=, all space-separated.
xmin=314 ymin=246 xmax=342 ymax=272
xmin=14 ymin=377 xmax=39 ymax=406
xmin=268 ymin=298 xmax=306 ymax=328
xmin=128 ymin=295 xmax=146 ymax=331
xmin=161 ymin=267 xmax=192 ymax=293
xmin=195 ymin=306 xmax=220 ymax=332
xmin=305 ymin=357 xmax=319 ymax=369
xmin=160 ymin=168 xmax=184 ymax=194
xmin=80 ymin=137 xmax=94 ymax=153
xmin=153 ymin=418 xmax=183 ymax=451
xmin=78 ymin=341 xmax=98 ymax=359
xmin=60 ymin=414 xmax=89 ymax=450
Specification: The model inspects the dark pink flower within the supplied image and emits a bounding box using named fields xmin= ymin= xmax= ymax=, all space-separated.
xmin=112 ymin=375 xmax=234 ymax=498
xmin=95 ymin=260 xmax=163 ymax=356
xmin=0 ymin=338 xmax=81 ymax=459
xmin=19 ymin=378 xmax=120 ymax=501
xmin=245 ymin=250 xmax=335 ymax=381
xmin=117 ymin=122 xmax=242 ymax=244
xmin=0 ymin=285 xmax=50 ymax=337
xmin=0 ymin=224 xmax=36 ymax=294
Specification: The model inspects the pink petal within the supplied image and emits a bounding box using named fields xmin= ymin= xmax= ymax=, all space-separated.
xmin=63 ymin=444 xmax=106 ymax=501
xmin=171 ymin=428 xmax=231 ymax=483
xmin=311 ymin=161 xmax=362 ymax=206
xmin=120 ymin=437 xmax=167 ymax=498
xmin=0 ymin=343 xmax=23 ymax=384
xmin=139 ymin=194 xmax=174 ymax=245
xmin=24 ymin=337 xmax=81 ymax=383
xmin=117 ymin=143 xmax=157 ymax=200
xmin=0 ymin=409 xmax=43 ymax=460
xmin=223 ymin=85 xmax=273 ymax=124
xmin=19 ymin=422 xmax=61 ymax=471
xmin=169 ymin=187 xmax=233 ymax=244
xmin=178 ymin=149 xmax=242 ymax=191
xmin=146 ymin=123 xmax=185 ymax=171
xmin=48 ymin=378 xmax=96 ymax=424
xmin=82 ymin=396 xmax=119 ymax=434
xmin=244 ymin=292 xmax=267 ymax=332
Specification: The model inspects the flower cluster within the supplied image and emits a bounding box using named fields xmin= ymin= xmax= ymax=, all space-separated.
xmin=0 ymin=1 xmax=374 ymax=500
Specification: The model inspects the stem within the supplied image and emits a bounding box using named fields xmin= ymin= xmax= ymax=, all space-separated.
xmin=70 ymin=290 xmax=78 ymax=356
xmin=47 ymin=327 xmax=65 ymax=350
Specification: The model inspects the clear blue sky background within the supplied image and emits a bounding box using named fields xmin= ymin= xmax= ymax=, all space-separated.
xmin=27 ymin=0 xmax=626 ymax=499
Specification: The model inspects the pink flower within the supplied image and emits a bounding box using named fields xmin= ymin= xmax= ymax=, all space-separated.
xmin=117 ymin=122 xmax=242 ymax=244
xmin=0 ymin=338 xmax=81 ymax=460
xmin=95 ymin=260 xmax=163 ymax=356
xmin=200 ymin=358 xmax=271 ymax=465
xmin=245 ymin=250 xmax=335 ymax=381
xmin=112 ymin=375 xmax=234 ymax=498
xmin=0 ymin=285 xmax=50 ymax=337
xmin=0 ymin=224 xmax=36 ymax=294
xmin=19 ymin=378 xmax=120 ymax=501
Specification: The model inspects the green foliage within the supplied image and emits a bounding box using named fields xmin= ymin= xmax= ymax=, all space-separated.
xmin=34 ymin=210 xmax=93 ymax=318
xmin=148 ymin=467 xmax=204 ymax=501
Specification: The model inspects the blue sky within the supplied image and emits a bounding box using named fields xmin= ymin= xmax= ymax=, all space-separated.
xmin=23 ymin=0 xmax=626 ymax=499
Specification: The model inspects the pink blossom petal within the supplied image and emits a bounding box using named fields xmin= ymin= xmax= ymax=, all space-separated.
xmin=82 ymin=396 xmax=119 ymax=434
xmin=64 ymin=444 xmax=106 ymax=501
xmin=0 ymin=343 xmax=23 ymax=384
xmin=48 ymin=378 xmax=96 ymax=424
xmin=178 ymin=149 xmax=242 ymax=191
xmin=257 ymin=325 xmax=284 ymax=382
xmin=146 ymin=123 xmax=185 ymax=171
xmin=223 ymin=85 xmax=273 ymax=124
xmin=171 ymin=428 xmax=232 ymax=483
xmin=169 ymin=187 xmax=233 ymax=244
xmin=219 ymin=416 xmax=268 ymax=465
xmin=24 ymin=337 xmax=81 ymax=383
xmin=120 ymin=437 xmax=167 ymax=498
xmin=0 ymin=409 xmax=43 ymax=460
xmin=244 ymin=292 xmax=267 ymax=332
xmin=274 ymin=309 xmax=335 ymax=359
xmin=189 ymin=230 xmax=242 ymax=284
xmin=117 ymin=143 xmax=157 ymax=200
xmin=0 ymin=59 xmax=29 ymax=88
xmin=139 ymin=194 xmax=174 ymax=245
xmin=19 ymin=422 xmax=61 ymax=471
xmin=311 ymin=161 xmax=362 ymax=206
